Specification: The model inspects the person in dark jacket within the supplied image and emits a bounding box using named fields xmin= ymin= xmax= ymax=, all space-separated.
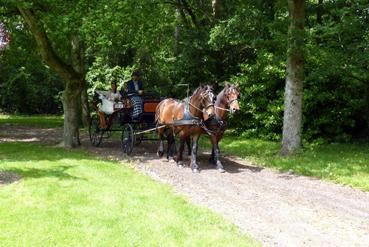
xmin=122 ymin=71 xmax=144 ymax=120
xmin=124 ymin=70 xmax=144 ymax=94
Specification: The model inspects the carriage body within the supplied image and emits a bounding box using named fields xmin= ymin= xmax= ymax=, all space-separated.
xmin=89 ymin=90 xmax=161 ymax=154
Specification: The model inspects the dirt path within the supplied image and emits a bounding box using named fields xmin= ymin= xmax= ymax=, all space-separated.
xmin=2 ymin=126 xmax=369 ymax=247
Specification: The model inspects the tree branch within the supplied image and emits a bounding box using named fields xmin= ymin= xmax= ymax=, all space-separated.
xmin=180 ymin=0 xmax=199 ymax=28
xmin=17 ymin=6 xmax=81 ymax=83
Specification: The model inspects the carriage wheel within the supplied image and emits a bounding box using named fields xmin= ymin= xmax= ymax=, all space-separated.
xmin=89 ymin=116 xmax=103 ymax=147
xmin=121 ymin=123 xmax=134 ymax=154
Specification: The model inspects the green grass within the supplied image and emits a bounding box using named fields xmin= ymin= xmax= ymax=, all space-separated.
xmin=0 ymin=114 xmax=63 ymax=128
xmin=200 ymin=136 xmax=369 ymax=191
xmin=0 ymin=142 xmax=258 ymax=247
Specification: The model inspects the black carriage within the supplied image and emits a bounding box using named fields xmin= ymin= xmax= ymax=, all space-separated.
xmin=89 ymin=90 xmax=161 ymax=154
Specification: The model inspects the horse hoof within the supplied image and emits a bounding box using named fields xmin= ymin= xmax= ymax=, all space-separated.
xmin=192 ymin=168 xmax=199 ymax=173
xmin=217 ymin=168 xmax=225 ymax=173
xmin=177 ymin=161 xmax=184 ymax=168
xmin=157 ymin=151 xmax=164 ymax=158
xmin=168 ymin=157 xmax=175 ymax=163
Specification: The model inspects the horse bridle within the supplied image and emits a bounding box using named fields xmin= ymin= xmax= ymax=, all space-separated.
xmin=188 ymin=87 xmax=215 ymax=115
xmin=214 ymin=86 xmax=240 ymax=113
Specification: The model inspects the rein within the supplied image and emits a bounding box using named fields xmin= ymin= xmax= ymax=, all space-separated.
xmin=215 ymin=97 xmax=239 ymax=113
xmin=189 ymin=101 xmax=214 ymax=115
xmin=215 ymin=106 xmax=232 ymax=112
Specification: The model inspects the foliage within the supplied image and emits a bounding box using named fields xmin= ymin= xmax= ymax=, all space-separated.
xmin=0 ymin=16 xmax=63 ymax=114
xmin=0 ymin=142 xmax=258 ymax=246
xmin=208 ymin=0 xmax=369 ymax=142
xmin=302 ymin=0 xmax=369 ymax=141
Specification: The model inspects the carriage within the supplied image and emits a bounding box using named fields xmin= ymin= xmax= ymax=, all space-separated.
xmin=88 ymin=90 xmax=161 ymax=154
xmin=89 ymin=83 xmax=240 ymax=173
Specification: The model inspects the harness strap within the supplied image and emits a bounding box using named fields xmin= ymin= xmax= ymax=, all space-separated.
xmin=215 ymin=106 xmax=232 ymax=112
xmin=172 ymin=119 xmax=202 ymax=126
xmin=200 ymin=120 xmax=217 ymax=136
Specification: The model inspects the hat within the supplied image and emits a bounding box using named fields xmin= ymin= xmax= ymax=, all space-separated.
xmin=132 ymin=70 xmax=140 ymax=77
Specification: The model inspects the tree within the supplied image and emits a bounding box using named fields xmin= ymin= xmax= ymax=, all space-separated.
xmin=16 ymin=3 xmax=85 ymax=148
xmin=281 ymin=0 xmax=305 ymax=155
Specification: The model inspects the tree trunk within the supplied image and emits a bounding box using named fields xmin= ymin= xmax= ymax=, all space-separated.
xmin=281 ymin=0 xmax=305 ymax=155
xmin=63 ymin=80 xmax=82 ymax=148
xmin=71 ymin=35 xmax=90 ymax=127
xmin=174 ymin=1 xmax=181 ymax=56
xmin=212 ymin=0 xmax=221 ymax=20
xmin=80 ymin=81 xmax=90 ymax=127
xmin=317 ymin=0 xmax=323 ymax=24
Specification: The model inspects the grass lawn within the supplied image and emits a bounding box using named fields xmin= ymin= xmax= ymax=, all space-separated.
xmin=0 ymin=114 xmax=63 ymax=128
xmin=0 ymin=142 xmax=258 ymax=246
xmin=200 ymin=136 xmax=369 ymax=191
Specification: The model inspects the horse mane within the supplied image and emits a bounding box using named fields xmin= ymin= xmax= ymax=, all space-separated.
xmin=191 ymin=86 xmax=203 ymax=97
xmin=217 ymin=87 xmax=226 ymax=99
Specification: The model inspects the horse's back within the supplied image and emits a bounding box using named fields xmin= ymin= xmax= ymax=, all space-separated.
xmin=156 ymin=98 xmax=179 ymax=124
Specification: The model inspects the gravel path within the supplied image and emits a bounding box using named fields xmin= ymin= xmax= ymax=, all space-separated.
xmin=1 ymin=126 xmax=369 ymax=247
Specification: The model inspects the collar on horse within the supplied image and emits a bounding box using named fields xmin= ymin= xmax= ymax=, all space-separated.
xmin=173 ymin=97 xmax=202 ymax=125
xmin=170 ymin=91 xmax=217 ymax=136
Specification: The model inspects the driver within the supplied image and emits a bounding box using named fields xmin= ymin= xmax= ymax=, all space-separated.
xmin=122 ymin=71 xmax=144 ymax=121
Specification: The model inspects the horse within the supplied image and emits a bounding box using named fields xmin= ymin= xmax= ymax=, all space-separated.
xmin=205 ymin=82 xmax=240 ymax=172
xmin=155 ymin=85 xmax=216 ymax=173
xmin=181 ymin=82 xmax=240 ymax=172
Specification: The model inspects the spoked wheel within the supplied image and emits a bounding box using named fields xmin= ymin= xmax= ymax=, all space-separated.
xmin=89 ymin=116 xmax=104 ymax=147
xmin=121 ymin=123 xmax=134 ymax=154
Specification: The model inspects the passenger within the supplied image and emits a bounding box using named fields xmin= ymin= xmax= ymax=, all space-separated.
xmin=99 ymin=82 xmax=121 ymax=129
xmin=122 ymin=71 xmax=144 ymax=121
xmin=106 ymin=81 xmax=121 ymax=101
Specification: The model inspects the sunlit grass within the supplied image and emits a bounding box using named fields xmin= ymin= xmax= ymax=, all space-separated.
xmin=0 ymin=142 xmax=258 ymax=246
xmin=201 ymin=136 xmax=369 ymax=191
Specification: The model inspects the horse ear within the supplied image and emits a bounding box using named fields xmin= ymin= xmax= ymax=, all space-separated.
xmin=236 ymin=82 xmax=240 ymax=89
xmin=225 ymin=81 xmax=229 ymax=88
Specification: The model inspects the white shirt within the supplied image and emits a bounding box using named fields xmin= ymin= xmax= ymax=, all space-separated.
xmin=134 ymin=81 xmax=139 ymax=91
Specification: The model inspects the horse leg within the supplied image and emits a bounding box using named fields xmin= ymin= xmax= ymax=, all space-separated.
xmin=190 ymin=134 xmax=200 ymax=173
xmin=214 ymin=140 xmax=225 ymax=173
xmin=167 ymin=134 xmax=175 ymax=161
xmin=186 ymin=136 xmax=191 ymax=156
xmin=176 ymin=137 xmax=185 ymax=168
xmin=157 ymin=129 xmax=164 ymax=157
xmin=209 ymin=136 xmax=216 ymax=165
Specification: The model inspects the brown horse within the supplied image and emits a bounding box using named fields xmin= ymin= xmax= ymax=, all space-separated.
xmin=180 ymin=82 xmax=240 ymax=172
xmin=205 ymin=82 xmax=240 ymax=172
xmin=155 ymin=85 xmax=216 ymax=173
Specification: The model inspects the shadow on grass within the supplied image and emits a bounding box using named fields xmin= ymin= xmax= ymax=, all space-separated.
xmin=1 ymin=165 xmax=84 ymax=181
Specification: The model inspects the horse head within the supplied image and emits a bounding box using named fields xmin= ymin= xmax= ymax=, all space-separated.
xmin=192 ymin=85 xmax=216 ymax=120
xmin=224 ymin=82 xmax=240 ymax=113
